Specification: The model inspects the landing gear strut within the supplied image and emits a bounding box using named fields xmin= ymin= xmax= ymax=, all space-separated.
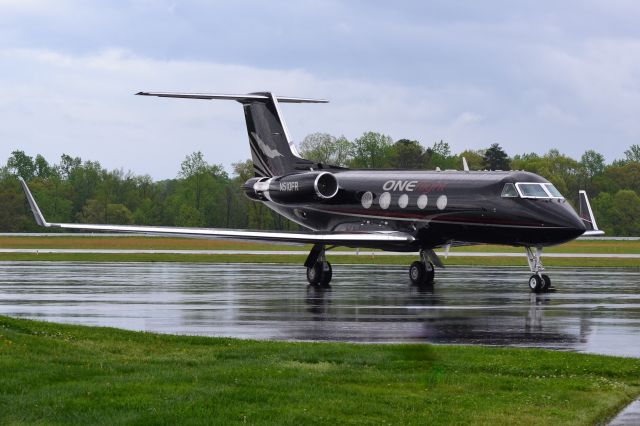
xmin=525 ymin=247 xmax=551 ymax=293
xmin=305 ymin=244 xmax=332 ymax=287
xmin=409 ymin=249 xmax=435 ymax=286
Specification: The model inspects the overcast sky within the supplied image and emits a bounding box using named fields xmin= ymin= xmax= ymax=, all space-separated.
xmin=2 ymin=0 xmax=640 ymax=179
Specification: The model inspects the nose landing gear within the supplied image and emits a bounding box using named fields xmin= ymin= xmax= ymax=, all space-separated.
xmin=525 ymin=247 xmax=552 ymax=292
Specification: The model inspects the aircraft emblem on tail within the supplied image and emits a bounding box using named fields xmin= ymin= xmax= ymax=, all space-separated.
xmin=251 ymin=132 xmax=283 ymax=159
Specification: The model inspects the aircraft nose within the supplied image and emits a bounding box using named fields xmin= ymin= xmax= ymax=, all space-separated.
xmin=562 ymin=205 xmax=586 ymax=238
xmin=571 ymin=215 xmax=586 ymax=235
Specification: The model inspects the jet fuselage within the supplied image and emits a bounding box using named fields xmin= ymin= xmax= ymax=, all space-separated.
xmin=263 ymin=169 xmax=586 ymax=251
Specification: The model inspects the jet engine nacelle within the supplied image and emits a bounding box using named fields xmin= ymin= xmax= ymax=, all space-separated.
xmin=243 ymin=171 xmax=339 ymax=204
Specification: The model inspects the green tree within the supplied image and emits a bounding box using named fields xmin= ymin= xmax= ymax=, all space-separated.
xmin=6 ymin=150 xmax=36 ymax=180
xmin=458 ymin=149 xmax=485 ymax=170
xmin=34 ymin=155 xmax=53 ymax=179
xmin=432 ymin=140 xmax=451 ymax=157
xmin=0 ymin=178 xmax=30 ymax=231
xmin=179 ymin=151 xmax=209 ymax=210
xmin=625 ymin=145 xmax=640 ymax=163
xmin=175 ymin=205 xmax=204 ymax=227
xmin=332 ymin=136 xmax=352 ymax=167
xmin=610 ymin=190 xmax=640 ymax=236
xmin=349 ymin=132 xmax=393 ymax=168
xmin=580 ymin=150 xmax=605 ymax=180
xmin=591 ymin=192 xmax=614 ymax=235
xmin=58 ymin=154 xmax=82 ymax=180
xmin=80 ymin=199 xmax=133 ymax=224
xmin=299 ymin=133 xmax=351 ymax=166
xmin=106 ymin=204 xmax=134 ymax=224
xmin=67 ymin=159 xmax=103 ymax=216
xmin=596 ymin=162 xmax=640 ymax=195
xmin=424 ymin=140 xmax=458 ymax=170
xmin=482 ymin=143 xmax=511 ymax=171
xmin=133 ymin=198 xmax=161 ymax=225
xmin=29 ymin=176 xmax=73 ymax=223
xmin=389 ymin=139 xmax=424 ymax=169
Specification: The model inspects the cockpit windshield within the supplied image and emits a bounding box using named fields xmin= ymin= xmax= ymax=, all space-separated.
xmin=543 ymin=183 xmax=564 ymax=198
xmin=517 ymin=183 xmax=549 ymax=198
xmin=501 ymin=182 xmax=565 ymax=199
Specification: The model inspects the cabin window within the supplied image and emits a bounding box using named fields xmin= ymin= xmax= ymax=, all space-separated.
xmin=544 ymin=183 xmax=564 ymax=199
xmin=516 ymin=183 xmax=550 ymax=198
xmin=501 ymin=183 xmax=518 ymax=198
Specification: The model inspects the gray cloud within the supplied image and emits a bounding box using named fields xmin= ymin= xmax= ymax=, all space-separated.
xmin=1 ymin=1 xmax=640 ymax=177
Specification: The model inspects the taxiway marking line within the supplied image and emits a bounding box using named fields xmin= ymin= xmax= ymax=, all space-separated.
xmin=1 ymin=249 xmax=639 ymax=258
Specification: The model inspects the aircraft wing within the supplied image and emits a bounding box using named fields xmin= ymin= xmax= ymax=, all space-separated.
xmin=578 ymin=190 xmax=605 ymax=236
xmin=18 ymin=178 xmax=415 ymax=246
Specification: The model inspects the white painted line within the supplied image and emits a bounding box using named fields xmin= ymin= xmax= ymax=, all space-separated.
xmin=1 ymin=249 xmax=639 ymax=258
xmin=1 ymin=233 xmax=639 ymax=241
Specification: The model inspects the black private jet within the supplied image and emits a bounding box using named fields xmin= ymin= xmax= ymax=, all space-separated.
xmin=20 ymin=91 xmax=603 ymax=292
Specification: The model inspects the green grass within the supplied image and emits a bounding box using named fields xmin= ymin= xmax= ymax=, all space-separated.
xmin=0 ymin=252 xmax=639 ymax=267
xmin=1 ymin=235 xmax=640 ymax=254
xmin=0 ymin=315 xmax=639 ymax=425
xmin=1 ymin=235 xmax=639 ymax=267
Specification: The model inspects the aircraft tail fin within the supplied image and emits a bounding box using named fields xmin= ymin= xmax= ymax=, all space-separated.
xmin=578 ymin=190 xmax=605 ymax=236
xmin=137 ymin=91 xmax=327 ymax=177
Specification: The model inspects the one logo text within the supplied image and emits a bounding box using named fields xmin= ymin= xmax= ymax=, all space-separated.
xmin=382 ymin=180 xmax=418 ymax=192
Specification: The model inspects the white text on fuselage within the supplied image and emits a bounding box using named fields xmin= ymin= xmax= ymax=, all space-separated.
xmin=383 ymin=180 xmax=417 ymax=191
xmin=382 ymin=180 xmax=447 ymax=193
xmin=279 ymin=182 xmax=299 ymax=191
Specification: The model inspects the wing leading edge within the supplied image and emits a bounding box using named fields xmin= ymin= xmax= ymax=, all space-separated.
xmin=18 ymin=178 xmax=415 ymax=247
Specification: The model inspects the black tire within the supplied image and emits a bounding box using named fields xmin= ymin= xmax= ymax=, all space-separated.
xmin=319 ymin=261 xmax=332 ymax=286
xmin=306 ymin=262 xmax=323 ymax=286
xmin=409 ymin=261 xmax=427 ymax=285
xmin=426 ymin=262 xmax=435 ymax=283
xmin=529 ymin=274 xmax=542 ymax=292
xmin=541 ymin=274 xmax=551 ymax=291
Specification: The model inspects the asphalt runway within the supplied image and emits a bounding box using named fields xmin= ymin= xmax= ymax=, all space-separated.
xmin=1 ymin=261 xmax=639 ymax=357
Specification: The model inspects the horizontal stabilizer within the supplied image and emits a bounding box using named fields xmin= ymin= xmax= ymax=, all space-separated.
xmin=578 ymin=190 xmax=605 ymax=236
xmin=136 ymin=92 xmax=328 ymax=104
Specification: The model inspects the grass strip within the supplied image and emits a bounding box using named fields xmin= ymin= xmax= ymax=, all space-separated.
xmin=1 ymin=236 xmax=640 ymax=254
xmin=0 ymin=252 xmax=639 ymax=267
xmin=0 ymin=315 xmax=639 ymax=425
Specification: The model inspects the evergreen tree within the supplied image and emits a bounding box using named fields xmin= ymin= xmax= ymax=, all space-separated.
xmin=482 ymin=143 xmax=511 ymax=170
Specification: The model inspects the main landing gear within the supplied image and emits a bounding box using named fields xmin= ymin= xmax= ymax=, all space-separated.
xmin=305 ymin=244 xmax=332 ymax=287
xmin=409 ymin=249 xmax=436 ymax=286
xmin=525 ymin=247 xmax=552 ymax=293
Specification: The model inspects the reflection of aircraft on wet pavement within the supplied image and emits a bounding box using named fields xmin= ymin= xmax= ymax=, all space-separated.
xmin=19 ymin=91 xmax=604 ymax=292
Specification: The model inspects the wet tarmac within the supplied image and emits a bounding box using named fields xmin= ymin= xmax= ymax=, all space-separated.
xmin=1 ymin=261 xmax=639 ymax=357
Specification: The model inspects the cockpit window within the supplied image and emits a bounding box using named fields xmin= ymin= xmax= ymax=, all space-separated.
xmin=501 ymin=183 xmax=518 ymax=198
xmin=516 ymin=183 xmax=551 ymax=198
xmin=544 ymin=183 xmax=564 ymax=198
xmin=507 ymin=182 xmax=566 ymax=199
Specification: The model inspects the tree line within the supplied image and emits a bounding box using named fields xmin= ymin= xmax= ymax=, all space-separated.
xmin=2 ymin=132 xmax=639 ymax=236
